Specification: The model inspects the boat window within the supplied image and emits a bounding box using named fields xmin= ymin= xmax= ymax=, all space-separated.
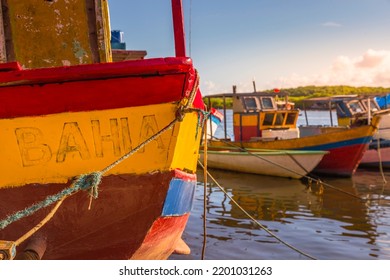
xmin=242 ymin=97 xmax=259 ymax=111
xmin=362 ymin=99 xmax=380 ymax=112
xmin=285 ymin=113 xmax=297 ymax=125
xmin=260 ymin=97 xmax=274 ymax=109
xmin=336 ymin=103 xmax=347 ymax=117
xmin=263 ymin=113 xmax=274 ymax=125
xmin=275 ymin=113 xmax=284 ymax=125
xmin=370 ymin=100 xmax=379 ymax=111
xmin=348 ymin=101 xmax=363 ymax=114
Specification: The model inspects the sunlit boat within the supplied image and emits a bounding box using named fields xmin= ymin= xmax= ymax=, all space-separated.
xmin=199 ymin=147 xmax=327 ymax=179
xmin=359 ymin=140 xmax=390 ymax=169
xmin=303 ymin=95 xmax=390 ymax=169
xmin=303 ymin=95 xmax=390 ymax=140
xmin=0 ymin=0 xmax=203 ymax=260
xmin=205 ymin=90 xmax=383 ymax=177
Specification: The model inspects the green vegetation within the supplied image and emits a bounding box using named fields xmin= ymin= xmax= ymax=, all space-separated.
xmin=203 ymin=98 xmax=233 ymax=109
xmin=203 ymin=85 xmax=390 ymax=109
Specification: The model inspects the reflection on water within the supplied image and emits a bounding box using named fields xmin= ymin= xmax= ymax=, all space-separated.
xmin=171 ymin=169 xmax=390 ymax=260
xmin=171 ymin=110 xmax=390 ymax=259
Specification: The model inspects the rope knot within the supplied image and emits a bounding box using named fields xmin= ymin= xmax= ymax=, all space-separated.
xmin=176 ymin=106 xmax=186 ymax=122
xmin=74 ymin=172 xmax=102 ymax=199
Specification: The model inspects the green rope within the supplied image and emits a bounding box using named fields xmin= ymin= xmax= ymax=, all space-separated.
xmin=0 ymin=172 xmax=102 ymax=230
xmin=0 ymin=117 xmax=181 ymax=232
xmin=0 ymin=72 xmax=203 ymax=233
xmin=184 ymin=108 xmax=210 ymax=140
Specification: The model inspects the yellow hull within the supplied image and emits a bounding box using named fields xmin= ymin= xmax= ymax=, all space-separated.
xmin=0 ymin=103 xmax=201 ymax=188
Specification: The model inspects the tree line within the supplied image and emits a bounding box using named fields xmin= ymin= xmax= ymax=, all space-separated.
xmin=204 ymin=85 xmax=390 ymax=109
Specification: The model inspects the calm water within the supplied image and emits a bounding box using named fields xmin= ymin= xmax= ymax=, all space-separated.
xmin=170 ymin=110 xmax=390 ymax=260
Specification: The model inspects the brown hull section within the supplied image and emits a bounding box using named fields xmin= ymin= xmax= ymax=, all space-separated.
xmin=0 ymin=171 xmax=188 ymax=259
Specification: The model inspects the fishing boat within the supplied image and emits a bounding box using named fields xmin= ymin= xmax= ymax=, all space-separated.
xmin=360 ymin=94 xmax=390 ymax=168
xmin=303 ymin=96 xmax=390 ymax=169
xmin=359 ymin=139 xmax=390 ymax=169
xmin=0 ymin=0 xmax=204 ymax=260
xmin=199 ymin=147 xmax=327 ymax=179
xmin=302 ymin=95 xmax=390 ymax=140
xmin=205 ymin=90 xmax=383 ymax=177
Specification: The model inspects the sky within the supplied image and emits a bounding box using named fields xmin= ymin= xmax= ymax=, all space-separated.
xmin=108 ymin=0 xmax=390 ymax=95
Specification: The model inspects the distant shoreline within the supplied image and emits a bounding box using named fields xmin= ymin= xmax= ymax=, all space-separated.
xmin=204 ymin=85 xmax=390 ymax=110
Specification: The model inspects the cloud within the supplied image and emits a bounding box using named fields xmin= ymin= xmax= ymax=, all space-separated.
xmin=201 ymin=80 xmax=230 ymax=95
xmin=273 ymin=49 xmax=390 ymax=88
xmin=322 ymin=21 xmax=342 ymax=27
xmin=201 ymin=49 xmax=390 ymax=95
xmin=355 ymin=49 xmax=387 ymax=68
xmin=202 ymin=80 xmax=254 ymax=95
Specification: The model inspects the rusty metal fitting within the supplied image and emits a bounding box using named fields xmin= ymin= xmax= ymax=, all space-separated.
xmin=0 ymin=241 xmax=16 ymax=260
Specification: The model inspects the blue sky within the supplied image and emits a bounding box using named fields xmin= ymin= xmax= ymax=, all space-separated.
xmin=108 ymin=0 xmax=390 ymax=95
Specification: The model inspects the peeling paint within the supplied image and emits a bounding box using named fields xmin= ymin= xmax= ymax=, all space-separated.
xmin=73 ymin=40 xmax=88 ymax=64
xmin=56 ymin=23 xmax=64 ymax=35
xmin=43 ymin=59 xmax=53 ymax=64
xmin=3 ymin=0 xmax=111 ymax=68
xmin=62 ymin=60 xmax=71 ymax=66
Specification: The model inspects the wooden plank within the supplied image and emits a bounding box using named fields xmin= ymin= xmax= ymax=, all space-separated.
xmin=0 ymin=0 xmax=111 ymax=68
xmin=0 ymin=1 xmax=6 ymax=63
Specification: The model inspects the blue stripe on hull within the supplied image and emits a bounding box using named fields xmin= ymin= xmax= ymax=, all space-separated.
xmin=300 ymin=136 xmax=372 ymax=151
xmin=161 ymin=178 xmax=196 ymax=217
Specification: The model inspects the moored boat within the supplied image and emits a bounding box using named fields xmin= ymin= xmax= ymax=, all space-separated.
xmin=205 ymin=91 xmax=383 ymax=177
xmin=199 ymin=147 xmax=327 ymax=179
xmin=373 ymin=94 xmax=390 ymax=140
xmin=0 ymin=0 xmax=204 ymax=260
xmin=303 ymin=95 xmax=390 ymax=140
xmin=303 ymin=95 xmax=390 ymax=169
xmin=359 ymin=139 xmax=390 ymax=169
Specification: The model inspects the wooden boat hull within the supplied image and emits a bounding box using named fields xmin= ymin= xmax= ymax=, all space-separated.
xmin=0 ymin=170 xmax=195 ymax=259
xmin=360 ymin=140 xmax=390 ymax=169
xmin=200 ymin=148 xmax=326 ymax=179
xmin=210 ymin=117 xmax=380 ymax=177
xmin=0 ymin=58 xmax=203 ymax=259
xmin=375 ymin=113 xmax=390 ymax=140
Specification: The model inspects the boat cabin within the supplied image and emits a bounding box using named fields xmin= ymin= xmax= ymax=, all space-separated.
xmin=204 ymin=91 xmax=300 ymax=142
xmin=375 ymin=93 xmax=390 ymax=110
xmin=302 ymin=95 xmax=381 ymax=127
xmin=336 ymin=97 xmax=380 ymax=126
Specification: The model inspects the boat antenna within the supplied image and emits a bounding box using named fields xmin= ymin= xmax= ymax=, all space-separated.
xmin=171 ymin=0 xmax=186 ymax=57
xmin=189 ymin=0 xmax=193 ymax=56
xmin=252 ymin=78 xmax=257 ymax=93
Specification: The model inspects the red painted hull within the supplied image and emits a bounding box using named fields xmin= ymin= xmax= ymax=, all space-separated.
xmin=130 ymin=215 xmax=190 ymax=259
xmin=0 ymin=1 xmax=202 ymax=261
xmin=311 ymin=143 xmax=369 ymax=177
xmin=0 ymin=58 xmax=196 ymax=118
xmin=0 ymin=57 xmax=202 ymax=260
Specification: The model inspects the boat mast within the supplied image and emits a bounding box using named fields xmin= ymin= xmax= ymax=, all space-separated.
xmin=171 ymin=0 xmax=186 ymax=57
